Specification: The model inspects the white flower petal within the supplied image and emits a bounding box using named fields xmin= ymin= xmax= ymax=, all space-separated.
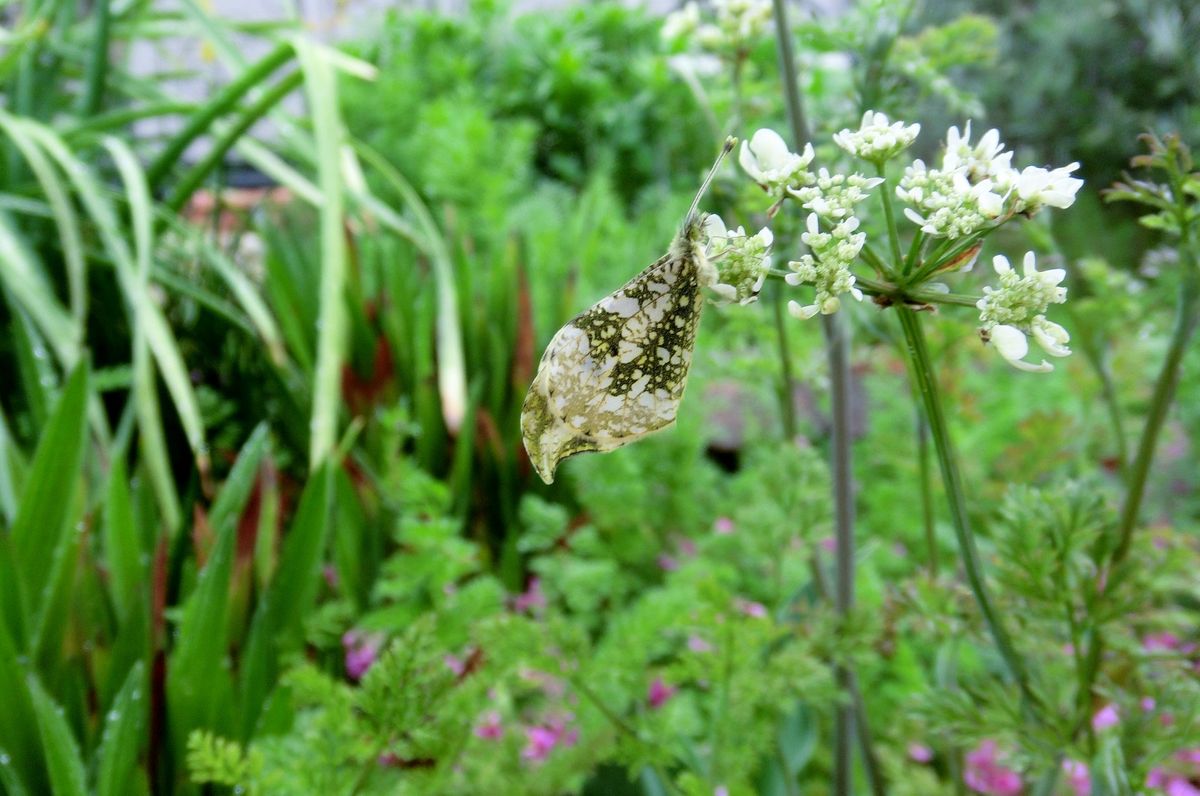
xmin=992 ymin=254 xmax=1012 ymax=275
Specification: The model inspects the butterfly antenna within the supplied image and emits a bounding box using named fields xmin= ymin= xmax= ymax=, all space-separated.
xmin=685 ymin=136 xmax=737 ymax=228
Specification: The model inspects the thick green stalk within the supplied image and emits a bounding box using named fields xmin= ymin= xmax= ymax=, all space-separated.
xmin=895 ymin=305 xmax=1039 ymax=709
xmin=1111 ymin=240 xmax=1199 ymax=563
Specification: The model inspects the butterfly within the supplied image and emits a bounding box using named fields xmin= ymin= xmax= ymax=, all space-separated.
xmin=521 ymin=138 xmax=738 ymax=484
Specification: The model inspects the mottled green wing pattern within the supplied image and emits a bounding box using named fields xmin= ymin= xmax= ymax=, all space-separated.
xmin=521 ymin=235 xmax=706 ymax=484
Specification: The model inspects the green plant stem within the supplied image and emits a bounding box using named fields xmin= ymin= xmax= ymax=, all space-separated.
xmin=769 ymin=2 xmax=869 ymax=794
xmin=903 ymin=229 xmax=925 ymax=275
xmin=916 ymin=401 xmax=937 ymax=576
xmin=1111 ymin=241 xmax=1199 ymax=564
xmin=895 ymin=305 xmax=1039 ymax=710
xmin=772 ymin=281 xmax=799 ymax=439
xmin=875 ymin=163 xmax=904 ymax=265
xmin=146 ymin=41 xmax=294 ymax=190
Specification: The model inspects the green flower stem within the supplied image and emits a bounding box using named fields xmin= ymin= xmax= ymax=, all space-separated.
xmin=768 ymin=1 xmax=869 ymax=793
xmin=771 ymin=281 xmax=799 ymax=439
xmin=875 ymin=163 xmax=904 ymax=265
xmin=1111 ymin=234 xmax=1199 ymax=564
xmin=859 ymin=241 xmax=893 ymax=279
xmin=904 ymin=228 xmax=925 ymax=275
xmin=916 ymin=401 xmax=938 ymax=576
xmin=895 ymin=305 xmax=1040 ymax=710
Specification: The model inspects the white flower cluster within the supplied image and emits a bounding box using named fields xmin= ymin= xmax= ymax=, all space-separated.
xmin=833 ymin=111 xmax=921 ymax=164
xmin=786 ymin=213 xmax=865 ymax=318
xmin=702 ymin=214 xmax=773 ymax=305
xmin=662 ymin=0 xmax=772 ymax=53
xmin=788 ymin=170 xmax=883 ymax=221
xmin=898 ymin=122 xmax=1084 ymax=238
xmin=739 ymin=128 xmax=815 ymax=200
xmin=977 ymin=252 xmax=1070 ymax=372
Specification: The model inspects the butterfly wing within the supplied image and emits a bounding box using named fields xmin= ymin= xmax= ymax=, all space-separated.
xmin=521 ymin=240 xmax=706 ymax=484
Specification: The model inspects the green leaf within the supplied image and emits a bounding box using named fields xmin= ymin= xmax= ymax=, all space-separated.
xmin=28 ymin=675 xmax=87 ymax=796
xmin=293 ymin=38 xmax=348 ymax=470
xmin=0 ymin=623 xmax=41 ymax=791
xmin=166 ymin=504 xmax=237 ymax=757
xmin=96 ymin=661 xmax=147 ymax=796
xmin=207 ymin=423 xmax=270 ymax=542
xmin=103 ymin=457 xmax=143 ymax=626
xmin=236 ymin=468 xmax=332 ymax=735
xmin=10 ymin=361 xmax=89 ymax=642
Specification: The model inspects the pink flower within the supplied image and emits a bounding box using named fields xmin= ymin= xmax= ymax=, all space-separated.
xmin=908 ymin=743 xmax=933 ymax=763
xmin=513 ymin=577 xmax=546 ymax=614
xmin=713 ymin=517 xmax=734 ymax=535
xmin=322 ymin=563 xmax=339 ymax=589
xmin=714 ymin=787 xmax=729 ymax=796
xmin=735 ymin=598 xmax=767 ymax=618
xmin=657 ymin=554 xmax=679 ymax=572
xmin=1092 ymin=704 xmax=1119 ymax=731
xmin=1166 ymin=779 xmax=1200 ymax=796
xmin=522 ymin=726 xmax=559 ymax=763
xmin=677 ymin=537 xmax=698 ymax=557
xmin=521 ymin=716 xmax=578 ymax=763
xmin=687 ymin=635 xmax=713 ymax=653
xmin=475 ymin=710 xmax=504 ymax=740
xmin=819 ymin=536 xmax=836 ymax=553
xmin=648 ymin=678 xmax=677 ymax=709
xmin=1176 ymin=748 xmax=1200 ymax=766
xmin=1062 ymin=760 xmax=1090 ymax=796
xmin=964 ymin=740 xmax=1022 ymax=795
xmin=444 ymin=654 xmax=465 ymax=676
xmin=1145 ymin=632 xmax=1183 ymax=652
xmin=1142 ymin=697 xmax=1158 ymax=712
xmin=342 ymin=630 xmax=383 ymax=681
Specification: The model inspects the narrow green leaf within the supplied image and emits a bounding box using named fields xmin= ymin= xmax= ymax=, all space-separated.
xmin=207 ymin=423 xmax=270 ymax=538
xmin=0 ymin=613 xmax=40 ymax=791
xmin=28 ymin=675 xmax=87 ymax=796
xmin=293 ymin=38 xmax=348 ymax=470
xmin=103 ymin=458 xmax=142 ymax=625
xmin=0 ymin=213 xmax=77 ymax=365
xmin=355 ymin=142 xmax=468 ymax=435
xmin=166 ymin=509 xmax=237 ymax=760
xmin=95 ymin=661 xmax=147 ymax=796
xmin=237 ymin=468 xmax=331 ymax=735
xmin=0 ymin=749 xmax=30 ymax=796
xmin=262 ymin=465 xmax=332 ymax=650
xmin=12 ymin=115 xmax=208 ymax=475
xmin=11 ymin=362 xmax=88 ymax=613
xmin=0 ymin=111 xmax=87 ymax=333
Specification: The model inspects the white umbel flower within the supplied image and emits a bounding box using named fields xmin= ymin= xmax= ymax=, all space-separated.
xmin=833 ymin=110 xmax=920 ymax=163
xmin=702 ymin=214 xmax=773 ymax=305
xmin=739 ymin=128 xmax=814 ymax=198
xmin=785 ymin=213 xmax=865 ymax=318
xmin=977 ymin=252 xmax=1071 ymax=372
xmin=1012 ymin=163 xmax=1084 ymax=212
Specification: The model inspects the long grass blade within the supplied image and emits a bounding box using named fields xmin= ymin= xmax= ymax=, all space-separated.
xmin=13 ymin=114 xmax=209 ymax=476
xmin=354 ymin=142 xmax=468 ymax=433
xmin=95 ymin=661 xmax=147 ymax=796
xmin=10 ymin=362 xmax=88 ymax=631
xmin=28 ymin=675 xmax=88 ymax=796
xmin=293 ymin=37 xmax=348 ymax=469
